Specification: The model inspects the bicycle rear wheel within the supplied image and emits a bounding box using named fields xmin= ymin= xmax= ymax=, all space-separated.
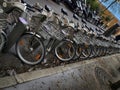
xmin=92 ymin=46 xmax=100 ymax=57
xmin=16 ymin=33 xmax=45 ymax=65
xmin=80 ymin=45 xmax=92 ymax=59
xmin=73 ymin=45 xmax=82 ymax=60
xmin=0 ymin=33 xmax=5 ymax=52
xmin=55 ymin=40 xmax=75 ymax=61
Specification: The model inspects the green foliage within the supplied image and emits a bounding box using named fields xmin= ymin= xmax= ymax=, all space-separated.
xmin=86 ymin=0 xmax=100 ymax=10
xmin=105 ymin=16 xmax=111 ymax=22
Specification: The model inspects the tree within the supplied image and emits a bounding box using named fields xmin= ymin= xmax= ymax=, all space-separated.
xmin=86 ymin=0 xmax=100 ymax=10
xmin=105 ymin=15 xmax=111 ymax=22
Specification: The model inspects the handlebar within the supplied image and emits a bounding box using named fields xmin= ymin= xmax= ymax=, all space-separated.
xmin=26 ymin=7 xmax=35 ymax=12
xmin=24 ymin=2 xmax=43 ymax=13
xmin=73 ymin=14 xmax=79 ymax=21
xmin=26 ymin=3 xmax=33 ymax=8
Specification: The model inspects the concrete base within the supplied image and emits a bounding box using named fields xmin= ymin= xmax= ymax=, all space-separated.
xmin=0 ymin=54 xmax=120 ymax=90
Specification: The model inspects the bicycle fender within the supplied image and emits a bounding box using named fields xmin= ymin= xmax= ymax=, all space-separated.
xmin=24 ymin=32 xmax=42 ymax=39
xmin=64 ymin=39 xmax=74 ymax=43
xmin=1 ymin=31 xmax=7 ymax=40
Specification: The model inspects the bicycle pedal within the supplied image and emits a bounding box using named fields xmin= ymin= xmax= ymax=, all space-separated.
xmin=46 ymin=48 xmax=51 ymax=52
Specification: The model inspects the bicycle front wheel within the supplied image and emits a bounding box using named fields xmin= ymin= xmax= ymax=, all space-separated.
xmin=55 ymin=40 xmax=75 ymax=61
xmin=16 ymin=33 xmax=45 ymax=65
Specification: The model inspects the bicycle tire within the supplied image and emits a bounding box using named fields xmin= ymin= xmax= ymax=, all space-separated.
xmin=55 ymin=40 xmax=75 ymax=61
xmin=80 ymin=45 xmax=92 ymax=59
xmin=92 ymin=46 xmax=100 ymax=57
xmin=16 ymin=33 xmax=45 ymax=65
xmin=98 ymin=47 xmax=105 ymax=56
xmin=0 ymin=33 xmax=6 ymax=52
xmin=103 ymin=47 xmax=107 ymax=56
xmin=73 ymin=44 xmax=82 ymax=60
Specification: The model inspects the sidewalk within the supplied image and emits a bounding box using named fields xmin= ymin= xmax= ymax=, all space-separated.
xmin=1 ymin=54 xmax=120 ymax=90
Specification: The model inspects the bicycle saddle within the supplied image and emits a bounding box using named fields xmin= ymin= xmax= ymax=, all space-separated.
xmin=45 ymin=5 xmax=51 ymax=12
xmin=84 ymin=24 xmax=90 ymax=30
xmin=73 ymin=14 xmax=79 ymax=20
xmin=89 ymin=27 xmax=94 ymax=32
xmin=61 ymin=8 xmax=68 ymax=16
xmin=81 ymin=19 xmax=87 ymax=24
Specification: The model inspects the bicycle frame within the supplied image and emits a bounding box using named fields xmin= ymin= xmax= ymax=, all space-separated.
xmin=44 ymin=38 xmax=58 ymax=54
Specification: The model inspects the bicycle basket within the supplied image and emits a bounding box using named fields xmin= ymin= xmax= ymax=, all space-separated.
xmin=0 ymin=13 xmax=7 ymax=29
xmin=37 ymin=25 xmax=51 ymax=40
xmin=30 ymin=14 xmax=47 ymax=32
xmin=45 ymin=14 xmax=60 ymax=29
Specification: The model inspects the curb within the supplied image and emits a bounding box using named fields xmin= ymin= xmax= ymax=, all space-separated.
xmin=0 ymin=54 xmax=119 ymax=89
xmin=0 ymin=76 xmax=17 ymax=89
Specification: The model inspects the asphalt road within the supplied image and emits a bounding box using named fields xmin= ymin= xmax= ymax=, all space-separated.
xmin=25 ymin=0 xmax=98 ymax=28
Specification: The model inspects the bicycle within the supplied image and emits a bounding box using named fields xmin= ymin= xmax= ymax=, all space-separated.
xmin=16 ymin=7 xmax=76 ymax=65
